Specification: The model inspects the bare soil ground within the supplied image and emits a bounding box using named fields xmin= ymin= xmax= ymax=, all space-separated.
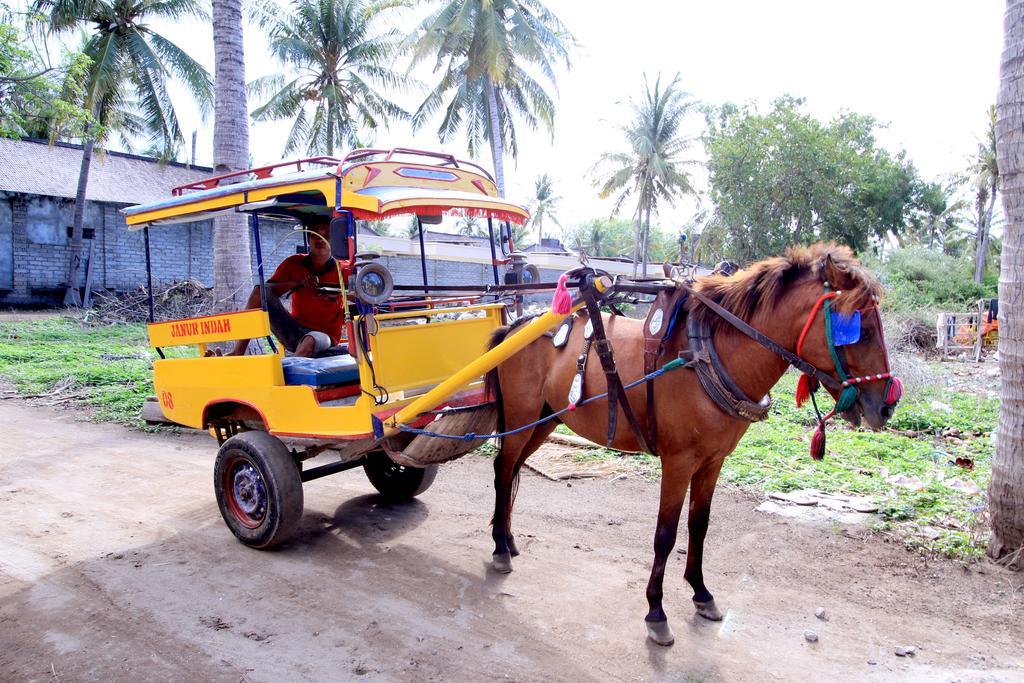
xmin=1 ymin=401 xmax=1022 ymax=682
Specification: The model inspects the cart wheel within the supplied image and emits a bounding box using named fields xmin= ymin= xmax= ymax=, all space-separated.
xmin=363 ymin=451 xmax=438 ymax=501
xmin=214 ymin=431 xmax=304 ymax=549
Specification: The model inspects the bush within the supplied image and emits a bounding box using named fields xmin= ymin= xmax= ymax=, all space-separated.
xmin=873 ymin=249 xmax=996 ymax=314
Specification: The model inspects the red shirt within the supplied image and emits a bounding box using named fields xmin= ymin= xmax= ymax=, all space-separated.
xmin=270 ymin=254 xmax=344 ymax=344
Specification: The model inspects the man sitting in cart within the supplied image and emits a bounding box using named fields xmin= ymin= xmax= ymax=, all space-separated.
xmin=224 ymin=219 xmax=344 ymax=357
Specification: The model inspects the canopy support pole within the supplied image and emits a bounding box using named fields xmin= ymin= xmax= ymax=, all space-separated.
xmin=487 ymin=217 xmax=499 ymax=285
xmin=143 ymin=226 xmax=155 ymax=323
xmin=143 ymin=225 xmax=164 ymax=358
xmin=417 ymin=216 xmax=428 ymax=289
xmin=251 ymin=212 xmax=277 ymax=354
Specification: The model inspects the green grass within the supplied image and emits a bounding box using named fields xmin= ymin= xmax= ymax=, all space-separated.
xmin=0 ymin=318 xmax=998 ymax=561
xmin=0 ymin=317 xmax=188 ymax=429
xmin=725 ymin=375 xmax=995 ymax=561
xmin=556 ymin=374 xmax=995 ymax=562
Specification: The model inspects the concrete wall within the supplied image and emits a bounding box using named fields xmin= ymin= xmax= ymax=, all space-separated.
xmin=0 ymin=192 xmax=309 ymax=305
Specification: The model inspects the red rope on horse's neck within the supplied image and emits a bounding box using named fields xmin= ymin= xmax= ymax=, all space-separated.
xmin=796 ymin=291 xmax=838 ymax=357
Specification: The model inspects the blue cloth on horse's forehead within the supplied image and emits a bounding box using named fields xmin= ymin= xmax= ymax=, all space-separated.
xmin=831 ymin=310 xmax=862 ymax=346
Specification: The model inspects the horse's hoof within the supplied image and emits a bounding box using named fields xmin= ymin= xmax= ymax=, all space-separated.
xmin=646 ymin=620 xmax=675 ymax=646
xmin=693 ymin=598 xmax=723 ymax=621
xmin=492 ymin=552 xmax=513 ymax=573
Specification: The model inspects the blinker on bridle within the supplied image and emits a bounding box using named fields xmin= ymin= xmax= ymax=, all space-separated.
xmin=795 ymin=284 xmax=905 ymax=460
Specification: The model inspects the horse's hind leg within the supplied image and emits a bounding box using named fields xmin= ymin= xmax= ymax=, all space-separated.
xmin=644 ymin=457 xmax=693 ymax=646
xmin=684 ymin=459 xmax=726 ymax=621
xmin=491 ymin=418 xmax=557 ymax=573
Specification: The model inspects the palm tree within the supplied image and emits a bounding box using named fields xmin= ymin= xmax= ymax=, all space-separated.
xmin=211 ymin=0 xmax=252 ymax=310
xmin=455 ymin=214 xmax=482 ymax=236
xmin=249 ymin=0 xmax=410 ymax=156
xmin=908 ymin=181 xmax=965 ymax=251
xmin=593 ymin=73 xmax=699 ymax=277
xmin=34 ymin=0 xmax=212 ymax=306
xmin=527 ymin=172 xmax=560 ymax=245
xmin=407 ymin=0 xmax=573 ymax=196
xmin=968 ymin=105 xmax=999 ymax=283
xmin=991 ymin=0 xmax=1024 ymax=569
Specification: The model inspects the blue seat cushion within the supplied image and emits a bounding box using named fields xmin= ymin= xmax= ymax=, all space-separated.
xmin=281 ymin=355 xmax=360 ymax=387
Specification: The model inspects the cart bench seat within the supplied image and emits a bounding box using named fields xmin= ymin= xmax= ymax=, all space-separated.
xmin=282 ymin=355 xmax=360 ymax=387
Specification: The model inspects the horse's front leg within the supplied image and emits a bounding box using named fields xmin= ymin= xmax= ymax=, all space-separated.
xmin=684 ymin=459 xmax=726 ymax=621
xmin=644 ymin=457 xmax=693 ymax=646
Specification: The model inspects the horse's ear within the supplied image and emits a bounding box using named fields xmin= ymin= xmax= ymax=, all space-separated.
xmin=821 ymin=251 xmax=851 ymax=289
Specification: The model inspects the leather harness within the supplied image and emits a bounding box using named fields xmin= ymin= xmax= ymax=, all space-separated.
xmin=572 ymin=274 xmax=853 ymax=457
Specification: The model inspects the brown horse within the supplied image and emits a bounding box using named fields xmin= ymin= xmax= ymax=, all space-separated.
xmin=486 ymin=243 xmax=898 ymax=646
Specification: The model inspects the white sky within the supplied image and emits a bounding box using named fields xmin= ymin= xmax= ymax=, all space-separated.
xmin=154 ymin=0 xmax=1004 ymax=236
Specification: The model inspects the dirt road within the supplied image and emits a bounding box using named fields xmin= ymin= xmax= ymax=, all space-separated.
xmin=1 ymin=401 xmax=1021 ymax=682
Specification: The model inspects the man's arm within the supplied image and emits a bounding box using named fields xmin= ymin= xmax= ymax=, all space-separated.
xmin=266 ymin=257 xmax=318 ymax=296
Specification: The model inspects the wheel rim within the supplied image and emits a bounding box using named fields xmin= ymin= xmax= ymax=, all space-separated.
xmin=223 ymin=455 xmax=268 ymax=529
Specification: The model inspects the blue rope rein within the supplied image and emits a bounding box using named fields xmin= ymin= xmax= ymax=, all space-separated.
xmin=396 ymin=357 xmax=689 ymax=442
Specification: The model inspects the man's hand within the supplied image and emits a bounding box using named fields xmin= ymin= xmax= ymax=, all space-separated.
xmin=301 ymin=273 xmax=319 ymax=290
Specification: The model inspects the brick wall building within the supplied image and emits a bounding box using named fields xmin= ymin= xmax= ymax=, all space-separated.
xmin=0 ymin=138 xmax=641 ymax=307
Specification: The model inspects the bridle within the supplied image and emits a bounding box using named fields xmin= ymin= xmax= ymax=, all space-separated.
xmin=680 ymin=280 xmax=903 ymax=459
xmin=793 ymin=284 xmax=904 ymax=459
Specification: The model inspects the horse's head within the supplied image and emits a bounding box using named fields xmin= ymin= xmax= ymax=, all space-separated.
xmin=792 ymin=245 xmax=903 ymax=432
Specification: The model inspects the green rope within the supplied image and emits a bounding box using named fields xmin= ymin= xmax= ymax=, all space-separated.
xmin=823 ymin=292 xmax=858 ymax=412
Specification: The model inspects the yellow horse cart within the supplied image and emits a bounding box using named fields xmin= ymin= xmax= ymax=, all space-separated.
xmin=125 ymin=148 xmax=583 ymax=548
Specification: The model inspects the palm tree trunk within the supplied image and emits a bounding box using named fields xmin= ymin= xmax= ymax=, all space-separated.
xmin=63 ymin=138 xmax=94 ymax=307
xmin=484 ymin=76 xmax=506 ymax=197
xmin=212 ymin=0 xmax=252 ymax=311
xmin=641 ymin=204 xmax=652 ymax=278
xmin=327 ymin=99 xmax=335 ymax=155
xmin=990 ymin=0 xmax=1024 ymax=568
xmin=976 ymin=183 xmax=1000 ymax=282
xmin=631 ymin=204 xmax=643 ymax=279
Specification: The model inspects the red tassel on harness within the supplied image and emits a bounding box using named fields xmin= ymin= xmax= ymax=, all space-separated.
xmin=885 ymin=376 xmax=905 ymax=405
xmin=795 ymin=374 xmax=817 ymax=408
xmin=550 ymin=274 xmax=572 ymax=315
xmin=810 ymin=424 xmax=826 ymax=460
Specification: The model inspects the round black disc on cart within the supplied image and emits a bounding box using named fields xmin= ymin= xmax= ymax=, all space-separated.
xmin=363 ymin=451 xmax=438 ymax=501
xmin=214 ymin=431 xmax=304 ymax=549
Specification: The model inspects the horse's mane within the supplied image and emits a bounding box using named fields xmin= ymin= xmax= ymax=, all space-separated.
xmin=688 ymin=243 xmax=882 ymax=333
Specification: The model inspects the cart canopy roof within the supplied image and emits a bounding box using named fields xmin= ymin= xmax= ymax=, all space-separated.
xmin=122 ymin=149 xmax=529 ymax=228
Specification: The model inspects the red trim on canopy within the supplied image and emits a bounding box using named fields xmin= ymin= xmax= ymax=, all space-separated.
xmin=350 ymin=205 xmax=527 ymax=225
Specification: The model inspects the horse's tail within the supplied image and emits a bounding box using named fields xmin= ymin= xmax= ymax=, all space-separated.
xmin=485 ymin=325 xmax=511 ymax=435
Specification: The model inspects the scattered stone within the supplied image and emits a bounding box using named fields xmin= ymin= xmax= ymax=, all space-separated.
xmin=769 ymin=490 xmax=817 ymax=506
xmin=804 ymin=630 xmax=818 ymax=643
xmin=815 ymin=607 xmax=828 ymax=621
xmin=895 ymin=646 xmax=916 ymax=657
xmin=929 ymin=400 xmax=953 ymax=413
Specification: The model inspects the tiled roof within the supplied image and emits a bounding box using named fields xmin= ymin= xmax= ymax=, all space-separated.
xmin=0 ymin=137 xmax=214 ymax=205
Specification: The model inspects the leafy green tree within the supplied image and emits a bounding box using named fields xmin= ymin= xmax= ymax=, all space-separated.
xmin=0 ymin=7 xmax=94 ymax=141
xmin=407 ymin=0 xmax=573 ymax=196
xmin=593 ymin=73 xmax=699 ymax=277
xmin=705 ymin=96 xmax=919 ymax=262
xmin=527 ymin=172 xmax=560 ymax=244
xmin=249 ymin=0 xmax=410 ymax=155
xmin=34 ymin=0 xmax=213 ymax=306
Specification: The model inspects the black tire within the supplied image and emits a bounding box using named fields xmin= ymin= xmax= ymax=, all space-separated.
xmin=363 ymin=451 xmax=438 ymax=501
xmin=214 ymin=431 xmax=304 ymax=549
